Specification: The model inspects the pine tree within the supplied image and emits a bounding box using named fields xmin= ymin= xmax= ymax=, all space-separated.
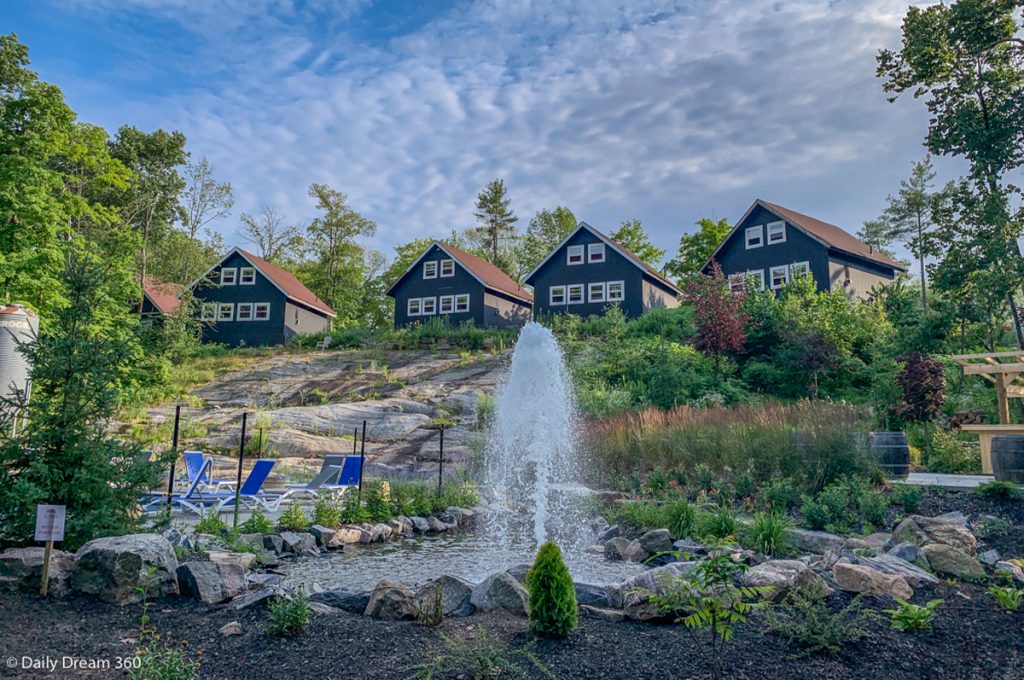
xmin=468 ymin=179 xmax=517 ymax=264
xmin=526 ymin=541 xmax=578 ymax=639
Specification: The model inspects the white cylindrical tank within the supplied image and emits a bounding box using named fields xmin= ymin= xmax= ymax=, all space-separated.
xmin=0 ymin=304 xmax=39 ymax=406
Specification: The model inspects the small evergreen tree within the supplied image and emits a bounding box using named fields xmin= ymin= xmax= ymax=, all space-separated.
xmin=525 ymin=541 xmax=578 ymax=639
xmin=468 ymin=178 xmax=517 ymax=265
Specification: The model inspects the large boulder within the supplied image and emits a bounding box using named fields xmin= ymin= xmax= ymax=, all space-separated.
xmin=206 ymin=550 xmax=257 ymax=571
xmin=364 ymin=581 xmax=418 ymax=620
xmin=832 ymin=562 xmax=912 ymax=600
xmin=786 ymin=529 xmax=846 ymax=555
xmin=328 ymin=526 xmax=366 ymax=547
xmin=470 ymin=572 xmax=529 ymax=616
xmin=624 ymin=540 xmax=649 ymax=563
xmin=73 ymin=534 xmax=179 ymax=605
xmin=887 ymin=542 xmax=929 ymax=569
xmin=409 ymin=517 xmax=430 ymax=533
xmin=889 ymin=515 xmax=977 ymax=555
xmin=308 ymin=525 xmax=337 ymax=548
xmin=0 ymin=547 xmax=76 ymax=595
xmin=176 ymin=562 xmax=246 ymax=603
xmin=854 ymin=554 xmax=939 ymax=588
xmin=415 ymin=575 xmax=476 ymax=617
xmin=740 ymin=560 xmax=829 ymax=596
xmin=311 ymin=590 xmax=371 ymax=614
xmin=278 ymin=532 xmax=318 ymax=556
xmin=920 ymin=544 xmax=985 ymax=581
xmin=608 ymin=562 xmax=695 ymax=610
xmin=574 ymin=583 xmax=610 ymax=608
xmin=638 ymin=529 xmax=674 ymax=556
xmin=604 ymin=537 xmax=631 ymax=561
xmin=995 ymin=561 xmax=1024 ymax=584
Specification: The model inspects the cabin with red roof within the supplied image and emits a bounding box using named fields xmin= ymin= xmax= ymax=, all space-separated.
xmin=701 ymin=199 xmax=907 ymax=300
xmin=140 ymin=277 xmax=182 ymax=320
xmin=187 ymin=247 xmax=336 ymax=347
xmin=385 ymin=241 xmax=533 ymax=329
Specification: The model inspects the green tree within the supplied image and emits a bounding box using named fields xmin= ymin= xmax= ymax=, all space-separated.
xmin=467 ymin=178 xmax=517 ymax=265
xmin=520 ymin=206 xmax=576 ymax=277
xmin=609 ymin=218 xmax=665 ymax=267
xmin=665 ymin=217 xmax=732 ymax=282
xmin=525 ymin=541 xmax=578 ymax=639
xmin=179 ymin=157 xmax=232 ymax=282
xmin=240 ymin=204 xmax=303 ymax=263
xmin=855 ymin=219 xmax=897 ymax=259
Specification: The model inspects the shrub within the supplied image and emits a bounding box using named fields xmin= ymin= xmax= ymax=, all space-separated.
xmin=340 ymin=489 xmax=370 ymax=524
xmin=858 ymin=489 xmax=889 ymax=527
xmin=976 ymin=480 xmax=1022 ymax=502
xmin=883 ymin=598 xmax=941 ymax=633
xmin=988 ymin=586 xmax=1023 ymax=611
xmin=475 ymin=393 xmax=496 ymax=430
xmin=389 ymin=480 xmax=435 ymax=517
xmin=800 ymin=497 xmax=832 ymax=531
xmin=526 ymin=541 xmax=578 ymax=639
xmin=664 ymin=498 xmax=697 ymax=539
xmin=799 ymin=477 xmax=888 ymax=532
xmin=605 ymin=501 xmax=667 ymax=533
xmin=732 ymin=470 xmax=756 ymax=500
xmin=928 ymin=430 xmax=980 ymax=474
xmin=742 ymin=512 xmax=791 ymax=556
xmin=194 ymin=509 xmax=227 ymax=536
xmin=130 ymin=641 xmax=200 ymax=680
xmin=764 ymin=581 xmax=871 ymax=657
xmin=238 ymin=507 xmax=272 ymax=535
xmin=694 ymin=464 xmax=718 ymax=491
xmin=313 ymin=495 xmax=343 ymax=528
xmin=277 ymin=504 xmax=311 ymax=532
xmin=697 ymin=505 xmax=737 ymax=540
xmin=645 ymin=467 xmax=672 ymax=498
xmin=439 ymin=481 xmax=481 ymax=510
xmin=364 ymin=481 xmax=393 ymax=521
xmin=891 ymin=485 xmax=922 ymax=513
xmin=268 ymin=592 xmax=312 ymax=637
xmin=763 ymin=479 xmax=803 ymax=512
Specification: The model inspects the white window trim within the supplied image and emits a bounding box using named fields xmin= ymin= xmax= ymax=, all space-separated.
xmin=767 ymin=221 xmax=786 ymax=244
xmin=217 ymin=302 xmax=234 ymax=321
xmin=200 ymin=303 xmax=217 ymax=321
xmin=407 ymin=298 xmax=422 ymax=317
xmin=567 ymin=284 xmax=584 ymax=305
xmin=587 ymin=243 xmax=606 ymax=264
xmin=745 ymin=225 xmax=764 ymax=250
xmin=790 ymin=261 xmax=810 ymax=280
xmin=239 ymin=267 xmax=256 ymax=285
xmin=770 ymin=265 xmax=789 ymax=290
xmin=607 ymin=280 xmax=625 ymax=302
xmin=567 ymin=245 xmax=585 ymax=265
xmin=746 ymin=269 xmax=765 ymax=291
xmin=254 ymin=302 xmax=270 ymax=320
xmin=220 ymin=267 xmax=237 ymax=285
xmin=439 ymin=295 xmax=454 ymax=314
xmin=439 ymin=259 xmax=455 ymax=278
xmin=588 ymin=282 xmax=606 ymax=303
xmin=455 ymin=294 xmax=470 ymax=312
xmin=421 ymin=296 xmax=437 ymax=315
xmin=237 ymin=303 xmax=254 ymax=321
xmin=549 ymin=285 xmax=566 ymax=306
xmin=729 ymin=273 xmax=745 ymax=295
xmin=423 ymin=261 xmax=438 ymax=279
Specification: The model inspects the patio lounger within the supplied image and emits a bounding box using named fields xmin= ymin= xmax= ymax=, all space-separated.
xmin=140 ymin=458 xmax=212 ymax=512
xmin=182 ymin=450 xmax=235 ymax=491
xmin=176 ymin=459 xmax=281 ymax=514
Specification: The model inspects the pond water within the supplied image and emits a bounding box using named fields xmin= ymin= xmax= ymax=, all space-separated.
xmin=280 ymin=532 xmax=644 ymax=593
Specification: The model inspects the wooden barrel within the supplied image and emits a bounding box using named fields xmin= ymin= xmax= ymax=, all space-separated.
xmin=991 ymin=435 xmax=1024 ymax=484
xmin=868 ymin=432 xmax=910 ymax=479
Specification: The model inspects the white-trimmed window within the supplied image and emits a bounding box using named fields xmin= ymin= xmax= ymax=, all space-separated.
xmin=408 ymin=298 xmax=422 ymax=316
xmin=237 ymin=303 xmax=254 ymax=321
xmin=567 ymin=245 xmax=585 ymax=265
xmin=439 ymin=295 xmax=454 ymax=314
xmin=217 ymin=303 xmax=234 ymax=321
xmin=254 ymin=303 xmax=270 ymax=320
xmin=422 ymin=297 xmax=437 ymax=315
xmin=729 ymin=273 xmax=746 ymax=295
xmin=767 ymin=221 xmax=786 ymax=245
xmin=746 ymin=269 xmax=765 ymax=291
xmin=588 ymin=282 xmax=606 ymax=303
xmin=200 ymin=303 xmax=217 ymax=321
xmin=790 ymin=261 xmax=810 ymax=280
xmin=745 ymin=225 xmax=764 ymax=249
xmin=550 ymin=285 xmax=566 ymax=305
xmin=220 ymin=267 xmax=237 ymax=285
xmin=439 ymin=259 xmax=455 ymax=277
xmin=423 ymin=261 xmax=438 ymax=279
xmin=567 ymin=284 xmax=584 ymax=305
xmin=455 ymin=294 xmax=470 ymax=312
xmin=239 ymin=267 xmax=256 ymax=285
xmin=770 ymin=265 xmax=789 ymax=289
xmin=588 ymin=243 xmax=606 ymax=264
xmin=607 ymin=280 xmax=624 ymax=302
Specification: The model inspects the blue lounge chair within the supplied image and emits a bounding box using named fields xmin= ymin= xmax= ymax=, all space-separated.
xmin=177 ymin=459 xmax=281 ymax=514
xmin=182 ymin=450 xmax=235 ymax=491
xmin=141 ymin=458 xmax=213 ymax=512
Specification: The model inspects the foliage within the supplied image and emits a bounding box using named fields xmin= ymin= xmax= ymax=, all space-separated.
xmin=467 ymin=178 xmax=517 ymax=267
xmin=312 ymin=495 xmax=344 ymax=528
xmin=684 ymin=261 xmax=747 ymax=363
xmin=130 ymin=641 xmax=200 ymax=680
xmin=742 ymin=512 xmax=792 ymax=556
xmin=277 ymin=504 xmax=311 ymax=532
xmin=475 ymin=393 xmax=496 ymax=430
xmin=439 ymin=481 xmax=481 ymax=509
xmin=732 ymin=470 xmax=756 ymax=500
xmin=339 ymin=488 xmax=370 ymax=524
xmin=929 ymin=430 xmax=981 ymax=474
xmin=608 ymin=218 xmax=666 ymax=267
xmin=526 ymin=541 xmax=578 ymax=639
xmin=988 ymin=585 xmax=1023 ymax=612
xmin=417 ymin=584 xmax=445 ymax=627
xmin=519 ymin=206 xmax=577 ymax=279
xmin=268 ymin=592 xmax=312 ymax=637
xmin=389 ymin=480 xmax=436 ymax=518
xmin=976 ymin=480 xmax=1022 ymax=502
xmin=194 ymin=509 xmax=227 ymax=536
xmin=891 ymin=485 xmax=923 ymax=513
xmin=364 ymin=480 xmax=393 ymax=521
xmin=883 ymin=598 xmax=942 ymax=633
xmin=409 ymin=631 xmax=554 ymax=680
xmin=665 ymin=217 xmax=733 ymax=281
xmin=800 ymin=477 xmax=890 ymax=532
xmin=893 ymin=352 xmax=946 ymax=424
xmin=664 ymin=498 xmax=698 ymax=539
xmin=764 ymin=581 xmax=872 ymax=658
xmin=762 ymin=479 xmax=803 ymax=512
xmin=239 ymin=204 xmax=303 ymax=263
xmin=698 ymin=506 xmax=738 ymax=541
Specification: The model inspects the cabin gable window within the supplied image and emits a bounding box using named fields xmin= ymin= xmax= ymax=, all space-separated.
xmin=439 ymin=259 xmax=455 ymax=277
xmin=421 ymin=297 xmax=437 ymax=315
xmin=746 ymin=269 xmax=765 ymax=290
xmin=201 ymin=303 xmax=217 ymax=321
xmin=588 ymin=243 xmax=606 ymax=264
xmin=567 ymin=245 xmax=585 ymax=265
xmin=237 ymin=303 xmax=254 ymax=321
xmin=239 ymin=267 xmax=256 ymax=285
xmin=439 ymin=295 xmax=454 ymax=314
xmin=423 ymin=261 xmax=438 ymax=279
xmin=550 ymin=285 xmax=566 ymax=305
xmin=217 ymin=303 xmax=234 ymax=321
xmin=745 ymin=225 xmax=764 ymax=250
xmin=790 ymin=261 xmax=810 ymax=281
xmin=408 ymin=298 xmax=421 ymax=316
xmin=588 ymin=282 xmax=606 ymax=303
xmin=766 ymin=221 xmax=786 ymax=245
xmin=220 ymin=267 xmax=237 ymax=285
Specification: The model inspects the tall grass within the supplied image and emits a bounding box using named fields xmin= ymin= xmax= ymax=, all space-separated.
xmin=590 ymin=401 xmax=874 ymax=493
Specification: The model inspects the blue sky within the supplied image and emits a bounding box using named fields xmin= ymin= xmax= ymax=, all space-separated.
xmin=3 ymin=0 xmax=949 ymax=264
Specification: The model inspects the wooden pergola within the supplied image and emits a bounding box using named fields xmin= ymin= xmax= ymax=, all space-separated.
xmin=949 ymin=350 xmax=1024 ymax=474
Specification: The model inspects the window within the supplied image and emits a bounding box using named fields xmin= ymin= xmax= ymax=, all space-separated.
xmin=220 ymin=267 xmax=237 ymax=285
xmin=237 ymin=303 xmax=254 ymax=321
xmin=745 ymin=225 xmax=764 ymax=249
xmin=408 ymin=298 xmax=421 ymax=316
xmin=200 ymin=303 xmax=217 ymax=321
xmin=440 ymin=260 xmax=455 ymax=277
xmin=455 ymin=294 xmax=470 ymax=312
xmin=567 ymin=284 xmax=584 ymax=305
xmin=607 ymin=281 xmax=624 ymax=302
xmin=588 ymin=243 xmax=606 ymax=263
xmin=239 ymin=267 xmax=256 ymax=285
xmin=770 ymin=265 xmax=789 ymax=289
xmin=423 ymin=261 xmax=438 ymax=279
xmin=439 ymin=295 xmax=454 ymax=314
xmin=745 ymin=269 xmax=765 ymax=291
xmin=254 ymin=303 xmax=270 ymax=320
xmin=588 ymin=282 xmax=606 ymax=303
xmin=790 ymin=261 xmax=810 ymax=280
xmin=767 ymin=221 xmax=786 ymax=244
xmin=729 ymin=273 xmax=746 ymax=295
xmin=217 ymin=303 xmax=234 ymax=321
xmin=550 ymin=285 xmax=566 ymax=305
xmin=422 ymin=297 xmax=437 ymax=315
xmin=567 ymin=245 xmax=585 ymax=265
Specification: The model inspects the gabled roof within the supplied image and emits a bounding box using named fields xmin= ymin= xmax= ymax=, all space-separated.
xmin=385 ymin=241 xmax=533 ymax=303
xmin=703 ymin=199 xmax=908 ymax=273
xmin=187 ymin=247 xmax=336 ymax=318
xmin=141 ymin=277 xmax=182 ymax=315
xmin=523 ymin=221 xmax=682 ymax=295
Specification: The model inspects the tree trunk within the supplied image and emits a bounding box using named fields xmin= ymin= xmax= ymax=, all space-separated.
xmin=917 ymin=216 xmax=927 ymax=310
xmin=1009 ymin=295 xmax=1024 ymax=351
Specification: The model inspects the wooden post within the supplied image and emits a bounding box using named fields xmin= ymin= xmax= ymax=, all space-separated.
xmin=233 ymin=412 xmax=248 ymax=529
xmin=996 ymin=374 xmax=1011 ymax=424
xmin=166 ymin=404 xmax=181 ymax=507
xmin=357 ymin=419 xmax=366 ymax=500
xmin=437 ymin=425 xmax=445 ymax=496
xmin=39 ymin=540 xmax=53 ymax=597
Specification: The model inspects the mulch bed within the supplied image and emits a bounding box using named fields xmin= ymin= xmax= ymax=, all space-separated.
xmin=2 ymin=581 xmax=1022 ymax=680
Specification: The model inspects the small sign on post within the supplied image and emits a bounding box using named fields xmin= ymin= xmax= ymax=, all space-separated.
xmin=34 ymin=505 xmax=66 ymax=597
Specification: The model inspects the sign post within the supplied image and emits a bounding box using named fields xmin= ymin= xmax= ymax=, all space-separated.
xmin=34 ymin=505 xmax=66 ymax=597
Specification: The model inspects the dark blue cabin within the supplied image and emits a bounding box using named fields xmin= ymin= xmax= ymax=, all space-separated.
xmin=525 ymin=222 xmax=681 ymax=320
xmin=139 ymin=277 xmax=181 ymax=322
xmin=702 ymin=199 xmax=907 ymax=299
xmin=188 ymin=247 xmax=335 ymax=347
xmin=385 ymin=241 xmax=532 ymax=329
